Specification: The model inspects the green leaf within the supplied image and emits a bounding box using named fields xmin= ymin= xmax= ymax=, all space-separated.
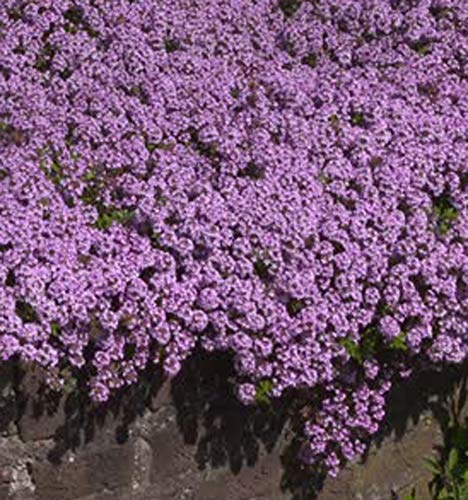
xmin=50 ymin=161 xmax=62 ymax=176
xmin=84 ymin=169 xmax=97 ymax=181
xmin=278 ymin=0 xmax=302 ymax=18
xmin=360 ymin=324 xmax=380 ymax=359
xmin=230 ymin=86 xmax=241 ymax=99
xmin=340 ymin=338 xmax=363 ymax=364
xmin=15 ymin=300 xmax=38 ymax=323
xmin=389 ymin=332 xmax=408 ymax=351
xmin=377 ymin=302 xmax=393 ymax=316
xmin=59 ymin=366 xmax=77 ymax=395
xmin=5 ymin=269 xmax=15 ymax=287
xmin=112 ymin=209 xmax=134 ymax=224
xmin=94 ymin=212 xmax=113 ymax=230
xmin=164 ymin=38 xmax=181 ymax=53
xmin=329 ymin=114 xmax=340 ymax=132
xmin=340 ymin=324 xmax=380 ymax=365
xmin=433 ymin=195 xmax=458 ymax=235
xmin=403 ymin=487 xmax=417 ymax=500
xmin=452 ymin=426 xmax=468 ymax=449
xmin=253 ymin=258 xmax=273 ymax=282
xmin=94 ymin=208 xmax=134 ymax=230
xmin=317 ymin=173 xmax=332 ymax=185
xmin=410 ymin=38 xmax=432 ymax=56
xmin=239 ymin=162 xmax=266 ymax=180
xmin=301 ymin=52 xmax=317 ymax=69
xmin=286 ymin=298 xmax=306 ymax=317
xmin=430 ymin=5 xmax=453 ymax=19
xmin=255 ymin=379 xmax=273 ymax=405
xmin=50 ymin=321 xmax=61 ymax=338
xmin=64 ymin=6 xmax=84 ymax=26
xmin=438 ymin=486 xmax=449 ymax=499
xmin=448 ymin=448 xmax=459 ymax=472
xmin=63 ymin=376 xmax=77 ymax=395
xmin=350 ymin=111 xmax=366 ymax=127
xmin=145 ymin=141 xmax=157 ymax=153
xmin=424 ymin=456 xmax=442 ymax=475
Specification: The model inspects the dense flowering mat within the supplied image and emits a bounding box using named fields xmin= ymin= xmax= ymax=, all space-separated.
xmin=0 ymin=0 xmax=466 ymax=475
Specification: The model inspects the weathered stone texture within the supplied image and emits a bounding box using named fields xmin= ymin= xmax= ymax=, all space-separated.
xmin=0 ymin=361 xmax=464 ymax=500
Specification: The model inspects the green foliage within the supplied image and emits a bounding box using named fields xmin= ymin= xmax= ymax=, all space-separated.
xmin=145 ymin=140 xmax=174 ymax=153
xmin=149 ymin=230 xmax=162 ymax=249
xmin=389 ymin=331 xmax=409 ymax=352
xmin=80 ymin=169 xmax=104 ymax=206
xmin=255 ymin=379 xmax=273 ymax=405
xmin=286 ymin=298 xmax=306 ymax=317
xmin=429 ymin=5 xmax=453 ymax=20
xmin=5 ymin=269 xmax=15 ymax=287
xmin=63 ymin=5 xmax=99 ymax=38
xmin=50 ymin=159 xmax=63 ymax=179
xmin=433 ymin=195 xmax=458 ymax=235
xmin=0 ymin=242 xmax=12 ymax=252
xmin=410 ymin=38 xmax=432 ymax=56
xmin=79 ymin=168 xmax=135 ymax=230
xmin=64 ymin=23 xmax=78 ymax=34
xmin=63 ymin=6 xmax=85 ymax=26
xmin=94 ymin=208 xmax=135 ymax=230
xmin=340 ymin=323 xmax=408 ymax=365
xmin=189 ymin=128 xmax=219 ymax=159
xmin=34 ymin=43 xmax=56 ymax=73
xmin=164 ymin=38 xmax=181 ymax=53
xmin=59 ymin=67 xmax=73 ymax=80
xmin=402 ymin=487 xmax=417 ymax=500
xmin=339 ymin=324 xmax=380 ymax=365
xmin=317 ymin=172 xmax=332 ymax=185
xmin=145 ymin=141 xmax=158 ymax=153
xmin=239 ymin=162 xmax=266 ymax=180
xmin=350 ymin=111 xmax=366 ymax=127
xmin=254 ymin=257 xmax=273 ymax=282
xmin=328 ymin=114 xmax=340 ymax=133
xmin=301 ymin=52 xmax=317 ymax=69
xmin=278 ymin=0 xmax=302 ymax=18
xmin=339 ymin=337 xmax=363 ymax=364
xmin=50 ymin=321 xmax=61 ymax=338
xmin=15 ymin=300 xmax=38 ymax=323
xmin=230 ymin=86 xmax=241 ymax=99
xmin=0 ymin=121 xmax=25 ymax=146
xmin=80 ymin=183 xmax=100 ymax=205
xmin=59 ymin=367 xmax=78 ymax=395
xmin=377 ymin=302 xmax=394 ymax=316
xmin=38 ymin=148 xmax=68 ymax=186
xmin=425 ymin=417 xmax=468 ymax=499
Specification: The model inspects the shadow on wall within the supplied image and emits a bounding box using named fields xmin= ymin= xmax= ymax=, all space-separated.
xmin=169 ymin=356 xmax=467 ymax=499
xmin=1 ymin=355 xmax=466 ymax=500
xmin=170 ymin=352 xmax=289 ymax=472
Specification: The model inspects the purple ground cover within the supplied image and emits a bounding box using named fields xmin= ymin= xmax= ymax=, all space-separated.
xmin=0 ymin=0 xmax=466 ymax=475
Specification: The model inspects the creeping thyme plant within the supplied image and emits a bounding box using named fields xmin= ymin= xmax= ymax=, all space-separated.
xmin=0 ymin=0 xmax=466 ymax=476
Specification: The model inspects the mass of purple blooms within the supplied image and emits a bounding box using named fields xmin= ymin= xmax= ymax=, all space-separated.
xmin=0 ymin=0 xmax=466 ymax=476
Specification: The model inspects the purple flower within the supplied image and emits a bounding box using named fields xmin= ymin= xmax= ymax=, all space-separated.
xmin=379 ymin=316 xmax=401 ymax=340
xmin=0 ymin=0 xmax=466 ymax=478
xmin=237 ymin=383 xmax=256 ymax=404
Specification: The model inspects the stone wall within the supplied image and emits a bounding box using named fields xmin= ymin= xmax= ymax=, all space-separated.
xmin=0 ymin=357 xmax=465 ymax=500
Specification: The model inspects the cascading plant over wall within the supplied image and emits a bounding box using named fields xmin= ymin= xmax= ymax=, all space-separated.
xmin=0 ymin=0 xmax=466 ymax=477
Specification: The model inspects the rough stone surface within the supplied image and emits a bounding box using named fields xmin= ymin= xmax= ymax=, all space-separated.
xmin=0 ymin=361 xmax=465 ymax=500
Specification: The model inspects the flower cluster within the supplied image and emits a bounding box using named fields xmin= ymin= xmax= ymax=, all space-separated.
xmin=0 ymin=0 xmax=466 ymax=475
